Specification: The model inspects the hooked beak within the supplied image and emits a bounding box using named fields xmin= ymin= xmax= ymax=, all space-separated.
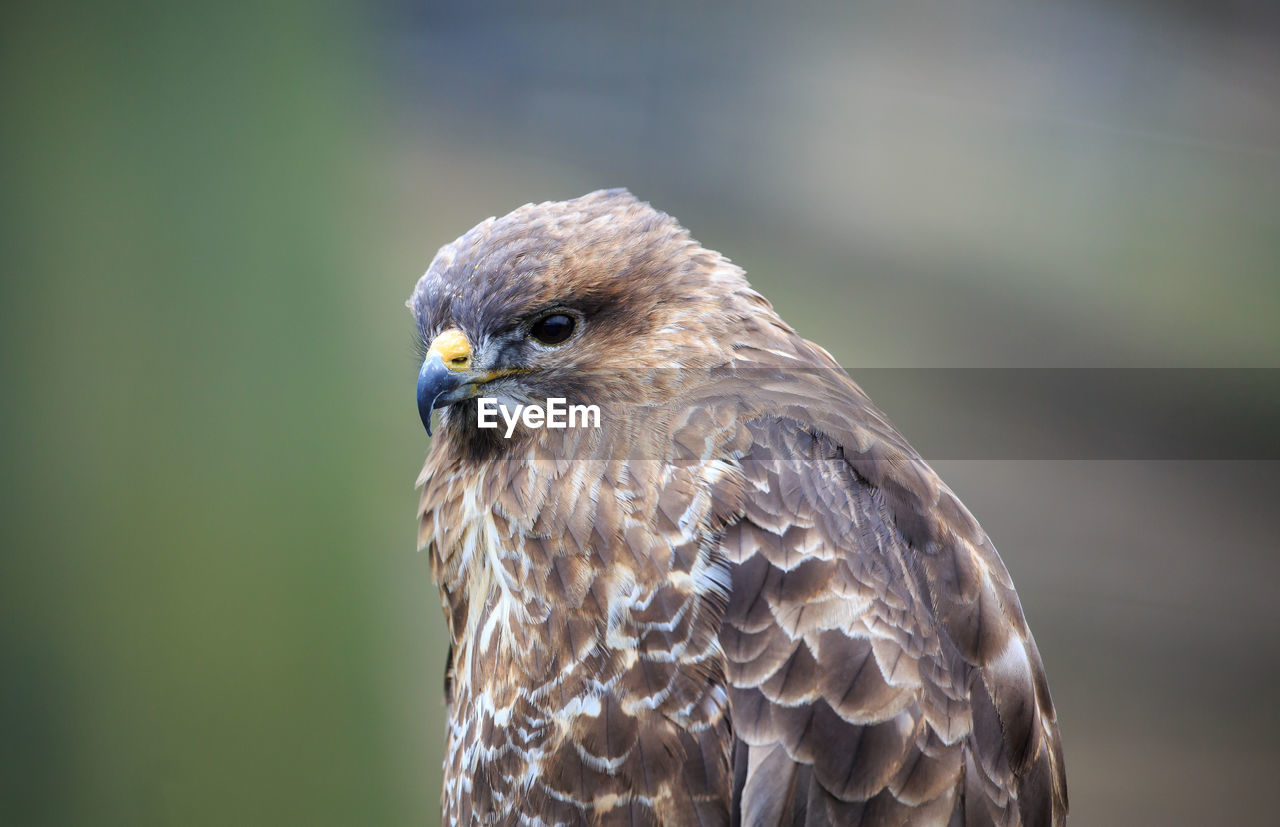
xmin=417 ymin=329 xmax=472 ymax=437
xmin=417 ymin=354 xmax=465 ymax=436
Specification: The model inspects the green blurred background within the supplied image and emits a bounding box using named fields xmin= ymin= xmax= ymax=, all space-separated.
xmin=2 ymin=1 xmax=1277 ymax=825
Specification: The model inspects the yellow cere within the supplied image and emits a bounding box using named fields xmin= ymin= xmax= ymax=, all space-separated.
xmin=428 ymin=328 xmax=472 ymax=371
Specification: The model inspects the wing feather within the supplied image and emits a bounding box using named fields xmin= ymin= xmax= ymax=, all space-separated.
xmin=716 ymin=364 xmax=1067 ymax=826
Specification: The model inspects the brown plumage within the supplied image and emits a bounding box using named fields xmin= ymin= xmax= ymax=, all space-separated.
xmin=409 ymin=189 xmax=1067 ymax=826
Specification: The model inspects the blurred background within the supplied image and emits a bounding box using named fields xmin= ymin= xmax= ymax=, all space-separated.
xmin=3 ymin=1 xmax=1278 ymax=824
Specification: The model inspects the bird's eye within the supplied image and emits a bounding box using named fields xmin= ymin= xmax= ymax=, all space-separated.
xmin=529 ymin=313 xmax=576 ymax=346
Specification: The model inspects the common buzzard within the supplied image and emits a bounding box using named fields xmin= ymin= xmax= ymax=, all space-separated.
xmin=410 ymin=189 xmax=1067 ymax=826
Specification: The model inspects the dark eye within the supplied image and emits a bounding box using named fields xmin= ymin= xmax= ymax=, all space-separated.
xmin=529 ymin=313 xmax=576 ymax=345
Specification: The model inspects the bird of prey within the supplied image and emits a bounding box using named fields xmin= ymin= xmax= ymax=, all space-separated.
xmin=410 ymin=189 xmax=1067 ymax=826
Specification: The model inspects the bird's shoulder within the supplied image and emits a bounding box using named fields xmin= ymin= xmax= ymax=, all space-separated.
xmin=679 ymin=352 xmax=1067 ymax=825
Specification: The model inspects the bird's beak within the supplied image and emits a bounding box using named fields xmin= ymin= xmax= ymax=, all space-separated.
xmin=417 ymin=329 xmax=472 ymax=436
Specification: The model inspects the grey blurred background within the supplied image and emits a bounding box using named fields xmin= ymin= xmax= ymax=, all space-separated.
xmin=3 ymin=1 xmax=1278 ymax=825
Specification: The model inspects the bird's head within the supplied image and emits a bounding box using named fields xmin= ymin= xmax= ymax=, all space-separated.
xmin=408 ymin=189 xmax=767 ymax=444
